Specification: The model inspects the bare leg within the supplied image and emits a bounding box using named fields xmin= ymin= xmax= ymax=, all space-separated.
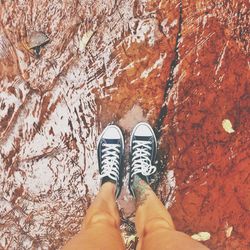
xmin=63 ymin=182 xmax=125 ymax=250
xmin=133 ymin=176 xmax=209 ymax=250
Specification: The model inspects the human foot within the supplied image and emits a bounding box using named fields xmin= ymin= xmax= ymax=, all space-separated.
xmin=129 ymin=122 xmax=157 ymax=197
xmin=98 ymin=125 xmax=124 ymax=198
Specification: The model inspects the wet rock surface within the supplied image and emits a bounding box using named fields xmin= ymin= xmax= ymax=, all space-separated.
xmin=0 ymin=0 xmax=249 ymax=249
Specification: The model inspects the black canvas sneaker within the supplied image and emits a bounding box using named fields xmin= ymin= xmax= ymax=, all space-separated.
xmin=98 ymin=124 xmax=124 ymax=198
xmin=129 ymin=122 xmax=157 ymax=197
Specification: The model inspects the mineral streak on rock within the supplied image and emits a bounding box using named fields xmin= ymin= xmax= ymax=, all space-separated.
xmin=0 ymin=0 xmax=249 ymax=249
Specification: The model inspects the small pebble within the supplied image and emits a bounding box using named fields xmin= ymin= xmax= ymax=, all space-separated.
xmin=222 ymin=119 xmax=235 ymax=133
xmin=191 ymin=232 xmax=211 ymax=242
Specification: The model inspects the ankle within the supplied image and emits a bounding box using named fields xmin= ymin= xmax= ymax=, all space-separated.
xmin=101 ymin=182 xmax=116 ymax=195
xmin=132 ymin=175 xmax=147 ymax=191
xmin=132 ymin=175 xmax=152 ymax=207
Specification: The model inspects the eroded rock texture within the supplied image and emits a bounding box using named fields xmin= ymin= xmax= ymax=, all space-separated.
xmin=0 ymin=0 xmax=249 ymax=249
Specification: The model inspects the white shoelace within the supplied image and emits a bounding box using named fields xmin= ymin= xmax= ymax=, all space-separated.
xmin=100 ymin=143 xmax=120 ymax=181
xmin=131 ymin=140 xmax=156 ymax=177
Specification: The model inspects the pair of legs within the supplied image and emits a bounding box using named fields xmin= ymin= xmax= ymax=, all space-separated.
xmin=63 ymin=123 xmax=208 ymax=250
xmin=63 ymin=180 xmax=208 ymax=250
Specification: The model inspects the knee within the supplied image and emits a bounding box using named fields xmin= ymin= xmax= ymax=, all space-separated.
xmin=86 ymin=211 xmax=120 ymax=228
xmin=143 ymin=217 xmax=173 ymax=236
